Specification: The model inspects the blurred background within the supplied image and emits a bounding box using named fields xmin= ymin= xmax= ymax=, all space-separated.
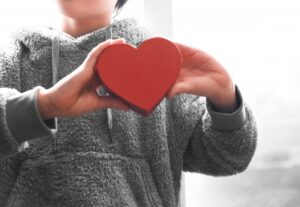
xmin=1 ymin=0 xmax=299 ymax=206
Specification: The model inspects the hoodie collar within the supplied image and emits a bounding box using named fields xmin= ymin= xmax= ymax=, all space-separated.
xmin=14 ymin=18 xmax=147 ymax=52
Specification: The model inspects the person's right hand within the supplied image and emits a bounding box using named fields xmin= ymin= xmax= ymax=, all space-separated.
xmin=37 ymin=38 xmax=130 ymax=120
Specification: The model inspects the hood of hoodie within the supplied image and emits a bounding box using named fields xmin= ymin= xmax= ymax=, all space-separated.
xmin=12 ymin=18 xmax=151 ymax=87
xmin=13 ymin=18 xmax=151 ymax=53
xmin=13 ymin=18 xmax=152 ymax=151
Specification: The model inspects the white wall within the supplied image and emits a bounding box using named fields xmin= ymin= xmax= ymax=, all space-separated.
xmin=144 ymin=0 xmax=173 ymax=38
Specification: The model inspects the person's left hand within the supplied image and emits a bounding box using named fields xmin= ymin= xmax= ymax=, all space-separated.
xmin=166 ymin=42 xmax=238 ymax=113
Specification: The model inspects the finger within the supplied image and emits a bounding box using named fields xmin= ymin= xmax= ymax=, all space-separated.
xmin=111 ymin=38 xmax=127 ymax=45
xmin=166 ymin=82 xmax=192 ymax=99
xmin=97 ymin=96 xmax=130 ymax=111
xmin=173 ymin=42 xmax=200 ymax=57
xmin=73 ymin=39 xmax=126 ymax=87
xmin=174 ymin=42 xmax=212 ymax=65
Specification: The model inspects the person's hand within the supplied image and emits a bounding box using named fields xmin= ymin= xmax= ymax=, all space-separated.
xmin=166 ymin=42 xmax=238 ymax=113
xmin=38 ymin=39 xmax=130 ymax=120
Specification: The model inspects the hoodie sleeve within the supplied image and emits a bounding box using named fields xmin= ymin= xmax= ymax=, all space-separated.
xmin=169 ymin=85 xmax=257 ymax=176
xmin=0 ymin=41 xmax=56 ymax=160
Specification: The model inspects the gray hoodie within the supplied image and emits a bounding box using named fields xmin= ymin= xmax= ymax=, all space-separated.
xmin=0 ymin=18 xmax=257 ymax=207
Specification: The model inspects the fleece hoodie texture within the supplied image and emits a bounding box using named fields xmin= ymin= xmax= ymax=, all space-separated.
xmin=0 ymin=18 xmax=257 ymax=207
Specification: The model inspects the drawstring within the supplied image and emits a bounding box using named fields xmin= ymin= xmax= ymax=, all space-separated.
xmin=51 ymin=34 xmax=60 ymax=154
xmin=50 ymin=26 xmax=114 ymax=152
xmin=105 ymin=27 xmax=114 ymax=143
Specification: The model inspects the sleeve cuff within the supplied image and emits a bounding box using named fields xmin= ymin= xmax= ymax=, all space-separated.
xmin=6 ymin=86 xmax=57 ymax=143
xmin=206 ymin=85 xmax=246 ymax=131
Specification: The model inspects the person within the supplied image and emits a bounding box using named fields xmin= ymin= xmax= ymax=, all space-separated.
xmin=0 ymin=0 xmax=257 ymax=206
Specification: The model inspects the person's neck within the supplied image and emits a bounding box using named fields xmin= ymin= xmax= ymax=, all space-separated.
xmin=61 ymin=15 xmax=112 ymax=38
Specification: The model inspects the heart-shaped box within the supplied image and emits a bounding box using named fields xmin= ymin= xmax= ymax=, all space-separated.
xmin=95 ymin=37 xmax=182 ymax=116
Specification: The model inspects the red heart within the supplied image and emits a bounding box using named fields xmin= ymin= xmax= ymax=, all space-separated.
xmin=95 ymin=37 xmax=182 ymax=116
